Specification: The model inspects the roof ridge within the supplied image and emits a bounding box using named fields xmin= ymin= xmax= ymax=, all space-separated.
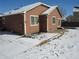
xmin=42 ymin=5 xmax=58 ymax=15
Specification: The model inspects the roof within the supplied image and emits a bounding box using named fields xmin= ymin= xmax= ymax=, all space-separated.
xmin=73 ymin=7 xmax=79 ymax=12
xmin=0 ymin=13 xmax=4 ymax=17
xmin=42 ymin=6 xmax=58 ymax=15
xmin=42 ymin=5 xmax=62 ymax=17
xmin=3 ymin=2 xmax=51 ymax=16
xmin=2 ymin=2 xmax=61 ymax=16
xmin=74 ymin=7 xmax=79 ymax=9
xmin=0 ymin=15 xmax=2 ymax=17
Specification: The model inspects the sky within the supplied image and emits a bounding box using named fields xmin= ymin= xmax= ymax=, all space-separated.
xmin=0 ymin=0 xmax=79 ymax=16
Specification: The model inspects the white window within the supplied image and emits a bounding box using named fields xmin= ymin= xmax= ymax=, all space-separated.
xmin=30 ymin=15 xmax=39 ymax=26
xmin=52 ymin=16 xmax=56 ymax=24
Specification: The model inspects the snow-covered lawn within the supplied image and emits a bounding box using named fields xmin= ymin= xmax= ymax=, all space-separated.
xmin=0 ymin=28 xmax=79 ymax=59
xmin=0 ymin=31 xmax=59 ymax=59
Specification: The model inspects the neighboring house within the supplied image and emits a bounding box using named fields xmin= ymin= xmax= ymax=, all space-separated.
xmin=72 ymin=6 xmax=79 ymax=22
xmin=0 ymin=13 xmax=3 ymax=29
xmin=62 ymin=7 xmax=79 ymax=27
xmin=0 ymin=17 xmax=2 ymax=28
xmin=66 ymin=15 xmax=74 ymax=22
xmin=1 ymin=2 xmax=62 ymax=35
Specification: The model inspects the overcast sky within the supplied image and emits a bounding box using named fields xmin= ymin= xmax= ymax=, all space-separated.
xmin=0 ymin=0 xmax=79 ymax=16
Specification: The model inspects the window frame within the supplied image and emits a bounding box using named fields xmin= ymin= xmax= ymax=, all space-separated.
xmin=51 ymin=16 xmax=56 ymax=25
xmin=30 ymin=15 xmax=39 ymax=26
xmin=57 ymin=18 xmax=61 ymax=27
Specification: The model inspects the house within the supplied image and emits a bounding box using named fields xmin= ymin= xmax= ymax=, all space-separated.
xmin=1 ymin=2 xmax=62 ymax=35
xmin=0 ymin=17 xmax=2 ymax=28
xmin=0 ymin=13 xmax=3 ymax=29
xmin=73 ymin=7 xmax=79 ymax=22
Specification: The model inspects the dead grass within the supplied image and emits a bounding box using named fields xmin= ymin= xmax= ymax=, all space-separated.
xmin=54 ymin=28 xmax=68 ymax=34
xmin=36 ymin=40 xmax=49 ymax=46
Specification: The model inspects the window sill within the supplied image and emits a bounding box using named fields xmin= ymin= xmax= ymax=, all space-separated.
xmin=52 ymin=23 xmax=56 ymax=25
xmin=57 ymin=26 xmax=61 ymax=27
xmin=30 ymin=24 xmax=39 ymax=26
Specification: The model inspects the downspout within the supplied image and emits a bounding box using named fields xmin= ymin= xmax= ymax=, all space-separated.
xmin=60 ymin=19 xmax=61 ymax=27
xmin=46 ymin=14 xmax=49 ymax=32
xmin=47 ymin=17 xmax=48 ymax=32
xmin=24 ymin=12 xmax=27 ymax=35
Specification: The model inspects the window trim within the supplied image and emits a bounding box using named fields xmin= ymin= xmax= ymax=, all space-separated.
xmin=30 ymin=15 xmax=39 ymax=26
xmin=51 ymin=16 xmax=56 ymax=25
xmin=57 ymin=18 xmax=61 ymax=27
